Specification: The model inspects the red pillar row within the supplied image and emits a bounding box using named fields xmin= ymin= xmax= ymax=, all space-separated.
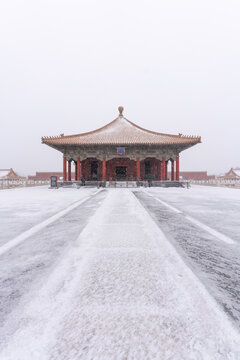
xmin=63 ymin=156 xmax=67 ymax=181
xmin=62 ymin=157 xmax=83 ymax=182
xmin=66 ymin=158 xmax=82 ymax=182
xmin=63 ymin=156 xmax=179 ymax=182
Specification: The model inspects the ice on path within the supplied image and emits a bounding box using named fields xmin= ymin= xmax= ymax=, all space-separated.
xmin=1 ymin=189 xmax=240 ymax=360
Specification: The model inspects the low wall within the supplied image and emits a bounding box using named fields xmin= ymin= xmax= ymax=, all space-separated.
xmin=0 ymin=179 xmax=50 ymax=189
xmin=190 ymin=179 xmax=240 ymax=188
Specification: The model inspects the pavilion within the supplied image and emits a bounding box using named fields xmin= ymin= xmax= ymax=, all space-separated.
xmin=42 ymin=107 xmax=201 ymax=183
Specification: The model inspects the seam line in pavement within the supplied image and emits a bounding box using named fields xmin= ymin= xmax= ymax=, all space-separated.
xmin=0 ymin=190 xmax=102 ymax=257
xmin=142 ymin=190 xmax=235 ymax=245
xmin=143 ymin=191 xmax=182 ymax=214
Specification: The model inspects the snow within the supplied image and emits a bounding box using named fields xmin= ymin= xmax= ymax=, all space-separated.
xmin=0 ymin=190 xmax=106 ymax=343
xmin=147 ymin=185 xmax=240 ymax=243
xmin=0 ymin=186 xmax=95 ymax=246
xmin=100 ymin=116 xmax=147 ymax=135
xmin=0 ymin=188 xmax=240 ymax=359
xmin=134 ymin=188 xmax=240 ymax=327
xmin=0 ymin=189 xmax=101 ymax=256
xmin=185 ymin=214 xmax=235 ymax=244
xmin=144 ymin=189 xmax=235 ymax=244
xmin=144 ymin=190 xmax=182 ymax=214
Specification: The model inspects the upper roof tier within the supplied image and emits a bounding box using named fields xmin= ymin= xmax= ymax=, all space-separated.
xmin=42 ymin=107 xmax=201 ymax=146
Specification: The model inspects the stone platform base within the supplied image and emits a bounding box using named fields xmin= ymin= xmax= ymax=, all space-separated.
xmin=58 ymin=180 xmax=189 ymax=188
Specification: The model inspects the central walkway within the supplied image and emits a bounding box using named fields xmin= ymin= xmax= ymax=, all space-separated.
xmin=1 ymin=190 xmax=240 ymax=360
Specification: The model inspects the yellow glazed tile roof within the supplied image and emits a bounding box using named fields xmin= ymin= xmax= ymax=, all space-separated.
xmin=42 ymin=109 xmax=201 ymax=146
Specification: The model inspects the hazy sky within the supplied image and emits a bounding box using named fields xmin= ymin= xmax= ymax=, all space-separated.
xmin=0 ymin=0 xmax=239 ymax=176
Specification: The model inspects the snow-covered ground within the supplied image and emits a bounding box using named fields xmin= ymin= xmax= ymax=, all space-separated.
xmin=147 ymin=185 xmax=240 ymax=243
xmin=0 ymin=186 xmax=240 ymax=359
xmin=135 ymin=186 xmax=240 ymax=326
xmin=0 ymin=186 xmax=95 ymax=246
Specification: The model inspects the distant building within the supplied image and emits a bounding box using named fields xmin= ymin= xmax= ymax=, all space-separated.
xmin=0 ymin=168 xmax=26 ymax=189
xmin=0 ymin=168 xmax=25 ymax=180
xmin=219 ymin=168 xmax=240 ymax=180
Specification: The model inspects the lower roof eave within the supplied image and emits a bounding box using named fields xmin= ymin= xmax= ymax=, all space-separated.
xmin=43 ymin=141 xmax=200 ymax=149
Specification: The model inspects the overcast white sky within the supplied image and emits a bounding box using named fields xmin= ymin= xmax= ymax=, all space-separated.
xmin=0 ymin=0 xmax=239 ymax=176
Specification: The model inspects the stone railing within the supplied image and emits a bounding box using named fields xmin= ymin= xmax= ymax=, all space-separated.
xmin=190 ymin=179 xmax=240 ymax=188
xmin=0 ymin=179 xmax=50 ymax=189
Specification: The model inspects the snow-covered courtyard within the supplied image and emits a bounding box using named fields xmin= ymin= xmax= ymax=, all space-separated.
xmin=0 ymin=185 xmax=240 ymax=359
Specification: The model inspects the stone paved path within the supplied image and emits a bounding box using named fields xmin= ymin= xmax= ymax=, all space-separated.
xmin=134 ymin=190 xmax=240 ymax=327
xmin=1 ymin=189 xmax=239 ymax=359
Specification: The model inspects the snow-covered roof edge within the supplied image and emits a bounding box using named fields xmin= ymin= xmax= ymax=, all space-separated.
xmin=42 ymin=107 xmax=201 ymax=146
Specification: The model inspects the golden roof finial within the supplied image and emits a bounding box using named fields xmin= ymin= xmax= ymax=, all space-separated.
xmin=118 ymin=106 xmax=124 ymax=116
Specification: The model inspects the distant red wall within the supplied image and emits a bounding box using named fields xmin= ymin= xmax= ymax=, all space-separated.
xmin=167 ymin=171 xmax=209 ymax=180
xmin=28 ymin=172 xmax=74 ymax=180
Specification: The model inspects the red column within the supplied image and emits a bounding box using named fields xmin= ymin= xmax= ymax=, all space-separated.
xmin=136 ymin=157 xmax=140 ymax=180
xmin=75 ymin=162 xmax=77 ymax=181
xmin=171 ymin=160 xmax=174 ymax=181
xmin=81 ymin=161 xmax=84 ymax=179
xmin=102 ymin=158 xmax=106 ymax=181
xmin=63 ymin=156 xmax=67 ymax=181
xmin=176 ymin=156 xmax=180 ymax=181
xmin=161 ymin=157 xmax=166 ymax=180
xmin=158 ymin=160 xmax=162 ymax=180
xmin=77 ymin=157 xmax=81 ymax=181
xmin=68 ymin=160 xmax=71 ymax=181
xmin=165 ymin=161 xmax=168 ymax=180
